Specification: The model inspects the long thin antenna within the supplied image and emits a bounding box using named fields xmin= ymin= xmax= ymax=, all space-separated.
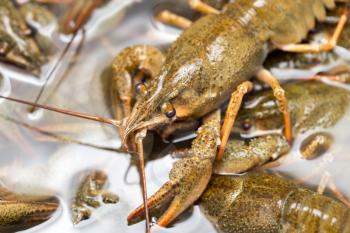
xmin=0 ymin=95 xmax=120 ymax=127
xmin=135 ymin=129 xmax=151 ymax=233
xmin=0 ymin=114 xmax=124 ymax=153
xmin=41 ymin=30 xmax=86 ymax=107
xmin=32 ymin=31 xmax=79 ymax=111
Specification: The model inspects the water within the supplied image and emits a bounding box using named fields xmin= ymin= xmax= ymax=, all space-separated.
xmin=0 ymin=1 xmax=349 ymax=233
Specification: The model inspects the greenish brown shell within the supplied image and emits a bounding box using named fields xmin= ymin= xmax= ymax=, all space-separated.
xmin=214 ymin=135 xmax=290 ymax=174
xmin=121 ymin=0 xmax=338 ymax=138
xmin=203 ymin=0 xmax=230 ymax=10
xmin=237 ymin=81 xmax=350 ymax=135
xmin=265 ymin=5 xmax=350 ymax=71
xmin=0 ymin=1 xmax=53 ymax=74
xmin=200 ymin=173 xmax=350 ymax=233
xmin=19 ymin=2 xmax=57 ymax=54
xmin=0 ymin=185 xmax=59 ymax=232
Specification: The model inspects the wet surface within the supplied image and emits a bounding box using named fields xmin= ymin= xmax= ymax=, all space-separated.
xmin=0 ymin=0 xmax=349 ymax=232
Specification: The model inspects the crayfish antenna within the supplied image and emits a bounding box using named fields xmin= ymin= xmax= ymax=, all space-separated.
xmin=135 ymin=128 xmax=151 ymax=233
xmin=31 ymin=30 xmax=81 ymax=112
xmin=0 ymin=95 xmax=121 ymax=127
xmin=38 ymin=30 xmax=86 ymax=109
xmin=0 ymin=113 xmax=124 ymax=153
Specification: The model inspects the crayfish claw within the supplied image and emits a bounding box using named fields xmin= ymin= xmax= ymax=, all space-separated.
xmin=127 ymin=181 xmax=176 ymax=225
xmin=128 ymin=114 xmax=220 ymax=228
xmin=128 ymin=156 xmax=213 ymax=227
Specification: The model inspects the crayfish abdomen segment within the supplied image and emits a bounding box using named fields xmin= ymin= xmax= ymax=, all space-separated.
xmin=200 ymin=173 xmax=350 ymax=233
xmin=200 ymin=173 xmax=296 ymax=233
xmin=224 ymin=0 xmax=336 ymax=45
xmin=282 ymin=189 xmax=350 ymax=232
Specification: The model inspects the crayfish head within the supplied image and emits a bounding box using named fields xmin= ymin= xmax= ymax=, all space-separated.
xmin=119 ymin=93 xmax=176 ymax=148
xmin=120 ymin=58 xmax=207 ymax=148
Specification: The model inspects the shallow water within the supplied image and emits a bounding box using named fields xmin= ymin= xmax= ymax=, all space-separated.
xmin=0 ymin=0 xmax=349 ymax=233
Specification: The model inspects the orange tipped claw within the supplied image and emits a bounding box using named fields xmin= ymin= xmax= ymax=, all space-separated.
xmin=128 ymin=157 xmax=213 ymax=228
xmin=127 ymin=182 xmax=175 ymax=225
xmin=128 ymin=115 xmax=220 ymax=229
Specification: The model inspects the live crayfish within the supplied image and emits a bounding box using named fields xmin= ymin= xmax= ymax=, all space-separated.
xmin=122 ymin=0 xmax=349 ymax=229
xmin=0 ymin=1 xmax=56 ymax=74
xmin=200 ymin=172 xmax=350 ymax=233
xmin=0 ymin=183 xmax=59 ymax=233
xmin=1 ymin=0 xmax=350 ymax=232
xmin=58 ymin=0 xmax=111 ymax=35
xmin=30 ymin=0 xmax=109 ymax=35
xmin=0 ymin=0 xmax=108 ymax=75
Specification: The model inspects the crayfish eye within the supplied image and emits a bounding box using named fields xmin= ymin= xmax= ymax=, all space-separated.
xmin=161 ymin=102 xmax=176 ymax=118
xmin=135 ymin=83 xmax=147 ymax=95
xmin=241 ymin=119 xmax=252 ymax=131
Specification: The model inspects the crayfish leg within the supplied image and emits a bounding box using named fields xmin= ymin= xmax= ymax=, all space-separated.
xmin=59 ymin=0 xmax=107 ymax=34
xmin=156 ymin=10 xmax=193 ymax=29
xmin=322 ymin=174 xmax=350 ymax=208
xmin=256 ymin=69 xmax=293 ymax=144
xmin=309 ymin=72 xmax=350 ymax=83
xmin=296 ymin=171 xmax=350 ymax=209
xmin=276 ymin=6 xmax=348 ymax=53
xmin=217 ymin=81 xmax=253 ymax=160
xmin=187 ymin=0 xmax=220 ymax=14
xmin=156 ymin=0 xmax=225 ymax=30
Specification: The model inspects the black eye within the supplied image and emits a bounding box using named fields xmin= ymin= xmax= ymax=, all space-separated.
xmin=165 ymin=108 xmax=176 ymax=118
xmin=241 ymin=119 xmax=252 ymax=131
xmin=135 ymin=83 xmax=147 ymax=95
xmin=162 ymin=102 xmax=176 ymax=118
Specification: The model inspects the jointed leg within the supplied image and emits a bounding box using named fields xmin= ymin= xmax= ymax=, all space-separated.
xmin=155 ymin=0 xmax=220 ymax=29
xmin=156 ymin=10 xmax=193 ymax=29
xmin=256 ymin=69 xmax=293 ymax=144
xmin=317 ymin=172 xmax=350 ymax=208
xmin=277 ymin=7 xmax=348 ymax=53
xmin=217 ymin=81 xmax=253 ymax=160
xmin=187 ymin=0 xmax=220 ymax=14
xmin=327 ymin=176 xmax=350 ymax=208
xmin=317 ymin=171 xmax=331 ymax=194
xmin=311 ymin=72 xmax=350 ymax=83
